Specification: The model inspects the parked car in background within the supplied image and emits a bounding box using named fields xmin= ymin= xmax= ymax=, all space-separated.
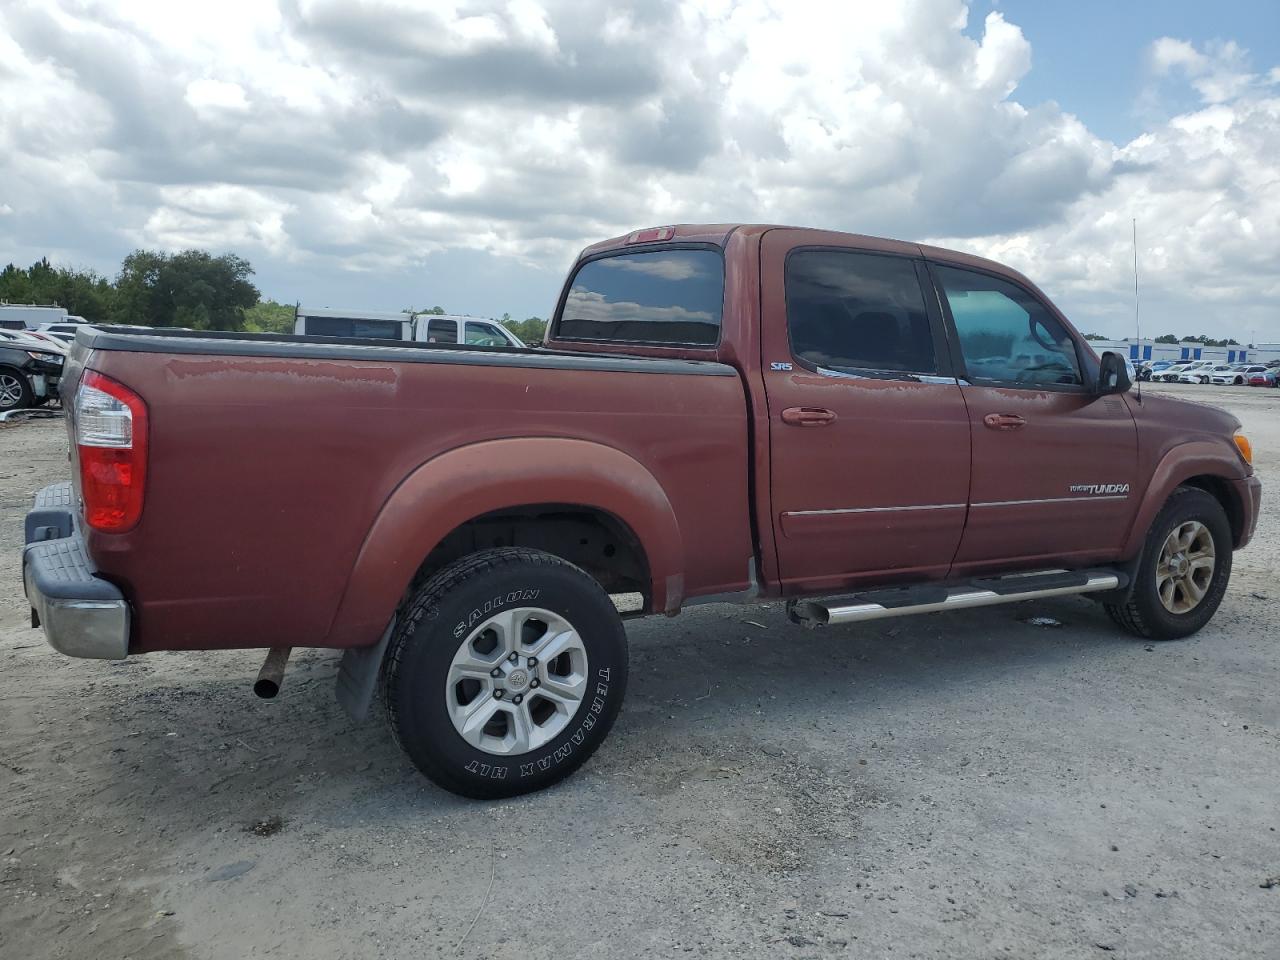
xmin=0 ymin=329 xmax=68 ymax=354
xmin=414 ymin=314 xmax=526 ymax=348
xmin=1206 ymin=364 xmax=1238 ymax=385
xmin=1138 ymin=359 xmax=1174 ymax=382
xmin=35 ymin=319 xmax=92 ymax=335
xmin=1174 ymin=360 xmax=1217 ymax=384
xmin=1246 ymin=368 xmax=1276 ymax=387
xmin=20 ymin=223 xmax=1261 ymax=799
xmin=1155 ymin=362 xmax=1193 ymax=383
xmin=1212 ymin=364 xmax=1269 ymax=386
xmin=0 ymin=335 xmax=64 ymax=410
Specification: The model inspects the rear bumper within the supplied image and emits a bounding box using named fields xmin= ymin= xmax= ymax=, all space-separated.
xmin=22 ymin=482 xmax=130 ymax=660
xmin=1232 ymin=475 xmax=1263 ymax=549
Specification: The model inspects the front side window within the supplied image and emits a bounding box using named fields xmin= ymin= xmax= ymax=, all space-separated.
xmin=785 ymin=250 xmax=937 ymax=375
xmin=933 ymin=264 xmax=1083 ymax=387
xmin=426 ymin=318 xmax=458 ymax=344
xmin=557 ymin=249 xmax=723 ymax=346
xmin=464 ymin=322 xmax=509 ymax=347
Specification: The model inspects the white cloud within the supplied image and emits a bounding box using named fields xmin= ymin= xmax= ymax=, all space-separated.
xmin=0 ymin=1 xmax=1276 ymax=339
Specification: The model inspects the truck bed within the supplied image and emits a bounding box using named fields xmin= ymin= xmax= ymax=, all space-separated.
xmin=64 ymin=326 xmax=754 ymax=652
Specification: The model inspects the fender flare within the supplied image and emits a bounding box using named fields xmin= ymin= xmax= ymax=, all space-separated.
xmin=1119 ymin=440 xmax=1247 ymax=558
xmin=325 ymin=437 xmax=684 ymax=646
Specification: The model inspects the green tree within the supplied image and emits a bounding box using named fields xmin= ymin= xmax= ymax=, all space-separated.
xmin=113 ymin=250 xmax=258 ymax=330
xmin=505 ymin=316 xmax=547 ymax=344
xmin=244 ymin=299 xmax=297 ymax=334
xmin=0 ymin=258 xmax=117 ymax=323
xmin=1154 ymin=334 xmax=1180 ymax=344
xmin=1083 ymin=333 xmax=1108 ymax=341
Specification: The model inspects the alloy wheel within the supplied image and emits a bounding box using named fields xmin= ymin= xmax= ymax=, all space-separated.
xmin=445 ymin=607 xmax=590 ymax=755
xmin=1156 ymin=520 xmax=1215 ymax=614
xmin=0 ymin=373 xmax=25 ymax=408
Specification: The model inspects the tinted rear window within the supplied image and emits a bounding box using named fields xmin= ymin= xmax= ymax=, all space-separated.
xmin=557 ymin=249 xmax=723 ymax=346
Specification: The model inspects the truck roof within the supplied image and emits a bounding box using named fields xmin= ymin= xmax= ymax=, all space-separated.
xmin=578 ymin=223 xmax=1036 ymax=289
xmin=296 ymin=306 xmax=410 ymax=323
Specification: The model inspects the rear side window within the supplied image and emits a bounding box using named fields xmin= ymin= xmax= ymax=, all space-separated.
xmin=426 ymin=318 xmax=458 ymax=344
xmin=785 ymin=251 xmax=937 ymax=375
xmin=557 ymin=249 xmax=723 ymax=346
xmin=933 ymin=264 xmax=1083 ymax=387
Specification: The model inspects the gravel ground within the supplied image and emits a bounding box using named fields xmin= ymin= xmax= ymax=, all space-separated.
xmin=1 ymin=383 xmax=1277 ymax=960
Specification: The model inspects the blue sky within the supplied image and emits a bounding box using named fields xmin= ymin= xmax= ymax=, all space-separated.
xmin=2 ymin=1 xmax=1278 ymax=340
xmin=989 ymin=0 xmax=1280 ymax=143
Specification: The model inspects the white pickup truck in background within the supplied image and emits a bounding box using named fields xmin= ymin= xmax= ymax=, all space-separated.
xmin=293 ymin=306 xmax=526 ymax=347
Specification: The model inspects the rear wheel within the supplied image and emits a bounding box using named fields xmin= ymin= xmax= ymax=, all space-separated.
xmin=0 ymin=367 xmax=33 ymax=410
xmin=382 ymin=548 xmax=628 ymax=799
xmin=1105 ymin=487 xmax=1232 ymax=640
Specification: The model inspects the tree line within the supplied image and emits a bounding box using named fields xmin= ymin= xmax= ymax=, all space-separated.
xmin=0 ymin=253 xmax=549 ymax=342
xmin=1085 ymin=331 xmax=1242 ymax=346
xmin=1 ymin=252 xmax=259 ymax=330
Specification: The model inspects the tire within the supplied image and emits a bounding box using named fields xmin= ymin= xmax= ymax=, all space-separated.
xmin=0 ymin=366 xmax=33 ymax=410
xmin=382 ymin=548 xmax=628 ymax=799
xmin=1105 ymin=487 xmax=1232 ymax=640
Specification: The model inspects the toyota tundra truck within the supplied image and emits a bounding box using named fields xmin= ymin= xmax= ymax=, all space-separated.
xmin=21 ymin=224 xmax=1261 ymax=798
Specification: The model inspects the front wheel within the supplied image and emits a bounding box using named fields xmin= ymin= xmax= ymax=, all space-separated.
xmin=1105 ymin=487 xmax=1232 ymax=640
xmin=0 ymin=367 xmax=33 ymax=410
xmin=382 ymin=548 xmax=628 ymax=799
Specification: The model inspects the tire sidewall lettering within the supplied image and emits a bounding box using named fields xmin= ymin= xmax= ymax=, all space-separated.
xmin=510 ymin=666 xmax=615 ymax=779
xmin=452 ymin=588 xmax=542 ymax=639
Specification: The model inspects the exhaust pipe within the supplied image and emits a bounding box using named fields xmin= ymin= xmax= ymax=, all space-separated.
xmin=254 ymin=647 xmax=292 ymax=699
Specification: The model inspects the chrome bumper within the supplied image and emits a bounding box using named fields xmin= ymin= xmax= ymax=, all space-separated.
xmin=22 ymin=482 xmax=130 ymax=660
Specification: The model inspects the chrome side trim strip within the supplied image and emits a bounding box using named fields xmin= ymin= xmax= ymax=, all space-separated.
xmin=971 ymin=495 xmax=1129 ymax=507
xmin=787 ymin=503 xmax=966 ymax=517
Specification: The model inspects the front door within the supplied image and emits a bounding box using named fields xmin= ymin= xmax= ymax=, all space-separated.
xmin=927 ymin=261 xmax=1140 ymax=573
xmin=762 ymin=231 xmax=972 ymax=595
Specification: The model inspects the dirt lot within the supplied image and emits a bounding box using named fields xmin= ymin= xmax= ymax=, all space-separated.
xmin=2 ymin=382 xmax=1278 ymax=960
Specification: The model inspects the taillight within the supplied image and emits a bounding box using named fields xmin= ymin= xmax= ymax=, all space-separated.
xmin=75 ymin=370 xmax=148 ymax=532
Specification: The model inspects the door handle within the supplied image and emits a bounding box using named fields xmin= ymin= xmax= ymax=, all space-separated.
xmin=781 ymin=406 xmax=837 ymax=427
xmin=983 ymin=413 xmax=1026 ymax=431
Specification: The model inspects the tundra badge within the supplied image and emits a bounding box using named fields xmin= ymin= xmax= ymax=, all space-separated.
xmin=1069 ymin=483 xmax=1130 ymax=495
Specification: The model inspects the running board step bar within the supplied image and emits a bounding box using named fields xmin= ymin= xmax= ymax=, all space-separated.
xmin=787 ymin=568 xmax=1127 ymax=629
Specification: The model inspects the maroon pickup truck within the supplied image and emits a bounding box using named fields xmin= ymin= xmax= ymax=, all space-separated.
xmin=22 ymin=224 xmax=1261 ymax=798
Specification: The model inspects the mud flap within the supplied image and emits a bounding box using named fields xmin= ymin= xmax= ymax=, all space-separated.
xmin=335 ymin=617 xmax=396 ymax=721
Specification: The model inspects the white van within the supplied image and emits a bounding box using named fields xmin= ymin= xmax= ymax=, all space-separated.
xmin=293 ymin=307 xmax=413 ymax=341
xmin=0 ymin=304 xmax=70 ymax=331
xmin=414 ymin=315 xmax=526 ymax=348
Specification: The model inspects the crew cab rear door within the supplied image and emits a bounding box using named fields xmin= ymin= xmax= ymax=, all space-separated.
xmin=927 ymin=260 xmax=1139 ymax=572
xmin=761 ymin=230 xmax=971 ymax=594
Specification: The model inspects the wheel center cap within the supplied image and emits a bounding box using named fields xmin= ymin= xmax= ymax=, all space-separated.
xmin=1170 ymin=554 xmax=1188 ymax=577
xmin=505 ymin=668 xmax=530 ymax=692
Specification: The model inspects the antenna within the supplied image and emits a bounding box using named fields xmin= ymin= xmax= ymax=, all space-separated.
xmin=1133 ymin=218 xmax=1142 ymax=403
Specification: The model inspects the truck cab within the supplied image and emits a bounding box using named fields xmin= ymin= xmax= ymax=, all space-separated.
xmin=414 ymin=314 xmax=527 ymax=348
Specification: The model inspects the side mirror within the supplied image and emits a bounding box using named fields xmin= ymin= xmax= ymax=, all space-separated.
xmin=1097 ymin=351 xmax=1132 ymax=395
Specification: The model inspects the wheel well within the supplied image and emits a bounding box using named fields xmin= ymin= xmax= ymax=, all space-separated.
xmin=413 ymin=504 xmax=651 ymax=608
xmin=1180 ymin=475 xmax=1243 ymax=545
